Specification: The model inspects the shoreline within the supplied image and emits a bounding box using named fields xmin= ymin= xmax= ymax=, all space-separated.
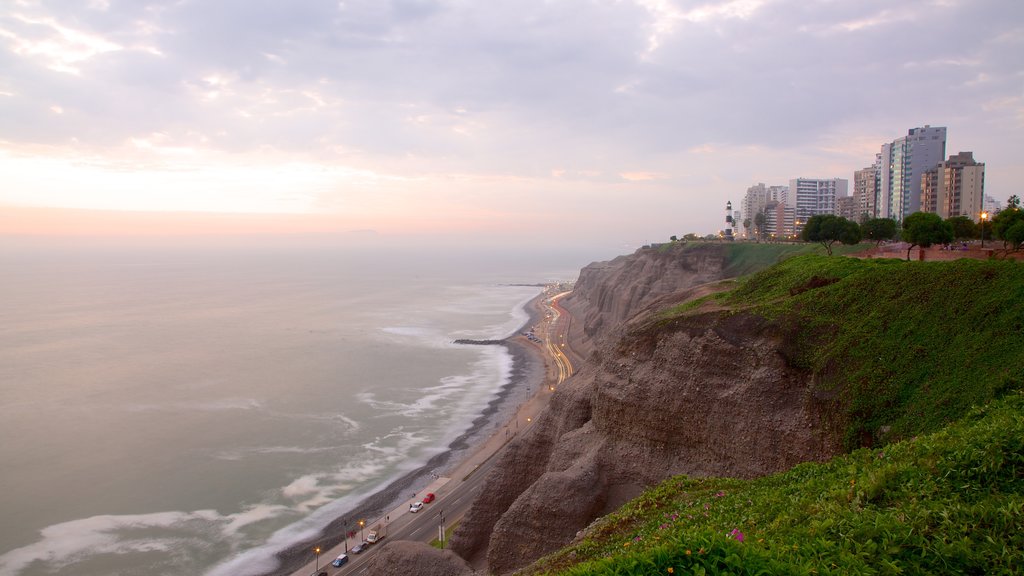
xmin=262 ymin=292 xmax=549 ymax=576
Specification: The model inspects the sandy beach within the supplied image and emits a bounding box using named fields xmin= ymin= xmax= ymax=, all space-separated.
xmin=271 ymin=289 xmax=564 ymax=576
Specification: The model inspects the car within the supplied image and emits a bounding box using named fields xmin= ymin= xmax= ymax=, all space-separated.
xmin=409 ymin=501 xmax=423 ymax=513
xmin=351 ymin=541 xmax=367 ymax=554
xmin=331 ymin=554 xmax=349 ymax=567
xmin=421 ymin=492 xmax=435 ymax=504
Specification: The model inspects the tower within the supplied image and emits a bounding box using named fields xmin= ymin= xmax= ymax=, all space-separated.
xmin=724 ymin=201 xmax=734 ymax=240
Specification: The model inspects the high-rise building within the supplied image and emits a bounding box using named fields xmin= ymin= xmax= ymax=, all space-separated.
xmin=763 ymin=200 xmax=795 ymax=239
xmin=837 ymin=196 xmax=857 ymax=222
xmin=941 ymin=152 xmax=986 ymax=220
xmin=878 ymin=126 xmax=947 ymax=220
xmin=854 ymin=162 xmax=880 ymax=221
xmin=740 ymin=183 xmax=787 ymax=239
xmin=787 ymin=177 xmax=849 ymax=230
xmin=921 ymin=167 xmax=941 ymax=215
xmin=984 ymin=195 xmax=1002 ymax=216
xmin=920 ymin=152 xmax=986 ymax=220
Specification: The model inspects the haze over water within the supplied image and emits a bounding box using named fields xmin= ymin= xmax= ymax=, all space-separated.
xmin=0 ymin=240 xmax=591 ymax=576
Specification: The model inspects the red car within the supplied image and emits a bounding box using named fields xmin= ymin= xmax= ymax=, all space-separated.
xmin=421 ymin=492 xmax=435 ymax=504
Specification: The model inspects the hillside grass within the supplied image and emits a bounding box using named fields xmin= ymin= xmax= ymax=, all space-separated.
xmin=525 ymin=393 xmax=1024 ymax=576
xmin=720 ymin=255 xmax=1024 ymax=449
xmin=520 ymin=253 xmax=1024 ymax=575
xmin=656 ymin=241 xmax=869 ymax=280
xmin=721 ymin=242 xmax=867 ymax=278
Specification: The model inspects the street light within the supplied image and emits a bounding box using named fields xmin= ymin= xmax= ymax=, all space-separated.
xmin=359 ymin=519 xmax=365 ymax=542
xmin=981 ymin=211 xmax=989 ymax=248
xmin=313 ymin=547 xmax=321 ymax=572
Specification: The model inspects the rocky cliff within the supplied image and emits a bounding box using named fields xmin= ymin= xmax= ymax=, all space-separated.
xmin=447 ymin=243 xmax=841 ymax=574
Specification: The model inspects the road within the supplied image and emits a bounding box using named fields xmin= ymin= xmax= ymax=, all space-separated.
xmin=291 ymin=287 xmax=575 ymax=576
xmin=544 ymin=291 xmax=574 ymax=386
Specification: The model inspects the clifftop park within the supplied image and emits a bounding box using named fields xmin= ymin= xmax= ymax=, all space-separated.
xmin=364 ymin=241 xmax=1024 ymax=576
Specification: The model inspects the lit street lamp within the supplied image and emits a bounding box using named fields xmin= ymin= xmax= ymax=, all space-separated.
xmin=313 ymin=546 xmax=321 ymax=572
xmin=981 ymin=211 xmax=989 ymax=248
xmin=359 ymin=519 xmax=365 ymax=542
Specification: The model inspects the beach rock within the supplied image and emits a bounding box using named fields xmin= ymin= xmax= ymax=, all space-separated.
xmin=449 ymin=244 xmax=842 ymax=574
xmin=360 ymin=540 xmax=474 ymax=576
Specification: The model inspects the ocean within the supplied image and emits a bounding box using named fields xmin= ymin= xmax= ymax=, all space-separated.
xmin=0 ymin=239 xmax=593 ymax=576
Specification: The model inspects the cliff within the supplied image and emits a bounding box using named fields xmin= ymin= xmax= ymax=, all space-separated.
xmin=448 ymin=243 xmax=839 ymax=573
xmin=365 ymin=245 xmax=1023 ymax=576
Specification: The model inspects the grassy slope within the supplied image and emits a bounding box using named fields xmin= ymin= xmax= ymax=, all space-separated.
xmin=723 ymin=255 xmax=1024 ymax=449
xmin=523 ymin=253 xmax=1024 ymax=575
xmin=529 ymin=394 xmax=1024 ymax=576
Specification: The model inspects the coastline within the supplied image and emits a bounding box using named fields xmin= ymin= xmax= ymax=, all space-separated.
xmin=262 ymin=292 xmax=549 ymax=576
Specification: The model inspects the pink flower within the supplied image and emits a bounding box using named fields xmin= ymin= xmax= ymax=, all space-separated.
xmin=730 ymin=529 xmax=745 ymax=542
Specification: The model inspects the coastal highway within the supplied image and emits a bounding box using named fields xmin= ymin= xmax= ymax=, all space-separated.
xmin=347 ymin=448 xmax=500 ymax=575
xmin=544 ymin=291 xmax=574 ymax=385
xmin=292 ymin=287 xmax=573 ymax=576
xmin=298 ymin=426 xmax=517 ymax=576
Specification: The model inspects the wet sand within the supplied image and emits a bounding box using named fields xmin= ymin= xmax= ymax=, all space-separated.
xmin=263 ymin=293 xmax=550 ymax=576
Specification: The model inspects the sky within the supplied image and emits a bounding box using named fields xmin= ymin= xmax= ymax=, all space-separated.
xmin=1 ymin=0 xmax=1023 ymax=249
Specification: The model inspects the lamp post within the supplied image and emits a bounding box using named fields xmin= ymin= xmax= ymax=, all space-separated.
xmin=981 ymin=211 xmax=989 ymax=248
xmin=359 ymin=519 xmax=365 ymax=542
xmin=313 ymin=546 xmax=321 ymax=572
xmin=438 ymin=510 xmax=446 ymax=549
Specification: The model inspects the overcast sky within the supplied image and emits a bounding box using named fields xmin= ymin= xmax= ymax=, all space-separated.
xmin=1 ymin=0 xmax=1022 ymax=249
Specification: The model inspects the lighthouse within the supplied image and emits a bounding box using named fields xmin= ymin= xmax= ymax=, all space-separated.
xmin=724 ymin=201 xmax=734 ymax=241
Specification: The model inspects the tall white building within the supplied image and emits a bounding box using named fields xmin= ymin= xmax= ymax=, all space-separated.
xmin=878 ymin=125 xmax=947 ymax=220
xmin=740 ymin=183 xmax=788 ymax=239
xmin=787 ymin=177 xmax=849 ymax=229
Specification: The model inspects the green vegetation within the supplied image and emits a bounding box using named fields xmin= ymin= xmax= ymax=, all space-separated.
xmin=526 ymin=393 xmax=1024 ymax=576
xmin=720 ymin=242 xmax=865 ymax=278
xmin=860 ymin=218 xmax=898 ymax=248
xmin=725 ymin=255 xmax=1024 ymax=448
xmin=800 ymin=215 xmax=862 ymax=256
xmin=901 ymin=212 xmax=954 ymax=260
xmin=430 ymin=521 xmax=459 ymax=550
xmin=521 ymin=252 xmax=1024 ymax=576
xmin=946 ymin=215 xmax=979 ymax=240
xmin=991 ymin=206 xmax=1024 ymax=251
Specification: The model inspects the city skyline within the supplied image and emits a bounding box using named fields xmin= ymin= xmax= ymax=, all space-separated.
xmin=2 ymin=0 xmax=1023 ymax=249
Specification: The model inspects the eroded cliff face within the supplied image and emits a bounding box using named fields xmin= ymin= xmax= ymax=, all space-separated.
xmin=562 ymin=243 xmax=731 ymax=358
xmin=448 ymin=244 xmax=841 ymax=574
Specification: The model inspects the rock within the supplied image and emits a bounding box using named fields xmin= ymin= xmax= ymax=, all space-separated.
xmin=449 ymin=244 xmax=842 ymax=574
xmin=361 ymin=540 xmax=474 ymax=576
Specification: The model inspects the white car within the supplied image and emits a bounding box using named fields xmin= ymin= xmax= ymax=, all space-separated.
xmin=409 ymin=502 xmax=424 ymax=513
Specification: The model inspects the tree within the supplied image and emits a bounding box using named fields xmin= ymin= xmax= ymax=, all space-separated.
xmin=861 ymin=217 xmax=898 ymax=248
xmin=801 ymin=214 xmax=862 ymax=256
xmin=991 ymin=206 xmax=1024 ymax=249
xmin=670 ymin=235 xmax=678 ymax=242
xmin=1008 ymin=195 xmax=1021 ymax=209
xmin=1004 ymin=221 xmax=1024 ymax=252
xmin=945 ymin=215 xmax=978 ymax=240
xmin=901 ymin=212 xmax=954 ymax=260
xmin=753 ymin=212 xmax=766 ymax=243
xmin=742 ymin=218 xmax=751 ymax=239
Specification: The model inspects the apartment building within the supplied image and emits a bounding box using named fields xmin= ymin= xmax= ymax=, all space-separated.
xmin=878 ymin=126 xmax=947 ymax=220
xmin=787 ymin=177 xmax=849 ymax=232
xmin=921 ymin=151 xmax=986 ymax=220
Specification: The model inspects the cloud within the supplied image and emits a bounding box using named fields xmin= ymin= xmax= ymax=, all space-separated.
xmin=1 ymin=0 xmax=1023 ymax=243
